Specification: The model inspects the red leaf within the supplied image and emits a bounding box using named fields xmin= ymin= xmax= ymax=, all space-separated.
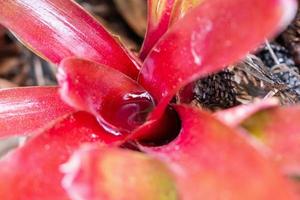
xmin=139 ymin=0 xmax=297 ymax=122
xmin=139 ymin=0 xmax=175 ymax=60
xmin=0 ymin=112 xmax=122 ymax=200
xmin=241 ymin=106 xmax=300 ymax=176
xmin=142 ymin=105 xmax=297 ymax=199
xmin=61 ymin=146 xmax=178 ymax=200
xmin=0 ymin=0 xmax=140 ymax=79
xmin=140 ymin=0 xmax=204 ymax=60
xmin=57 ymin=58 xmax=154 ymax=136
xmin=0 ymin=87 xmax=74 ymax=138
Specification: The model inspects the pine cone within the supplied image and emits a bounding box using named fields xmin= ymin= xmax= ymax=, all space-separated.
xmin=192 ymin=70 xmax=239 ymax=111
xmin=188 ymin=54 xmax=300 ymax=111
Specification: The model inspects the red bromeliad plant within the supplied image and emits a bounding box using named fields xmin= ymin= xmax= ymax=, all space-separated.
xmin=0 ymin=0 xmax=299 ymax=199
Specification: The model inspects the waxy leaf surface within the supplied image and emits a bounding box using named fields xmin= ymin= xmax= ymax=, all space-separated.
xmin=62 ymin=146 xmax=178 ymax=200
xmin=140 ymin=0 xmax=204 ymax=59
xmin=140 ymin=0 xmax=174 ymax=59
xmin=0 ymin=112 xmax=122 ymax=200
xmin=143 ymin=105 xmax=296 ymax=200
xmin=242 ymin=106 xmax=300 ymax=176
xmin=139 ymin=0 xmax=297 ymax=122
xmin=0 ymin=87 xmax=74 ymax=138
xmin=58 ymin=58 xmax=154 ymax=136
xmin=0 ymin=0 xmax=139 ymax=79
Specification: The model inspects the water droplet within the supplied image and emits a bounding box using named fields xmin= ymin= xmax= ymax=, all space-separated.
xmin=153 ymin=47 xmax=161 ymax=53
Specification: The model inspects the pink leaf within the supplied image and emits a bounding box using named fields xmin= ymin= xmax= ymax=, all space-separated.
xmin=215 ymin=98 xmax=279 ymax=127
xmin=139 ymin=0 xmax=175 ymax=60
xmin=0 ymin=87 xmax=74 ymax=138
xmin=0 ymin=0 xmax=140 ymax=79
xmin=242 ymin=106 xmax=300 ymax=176
xmin=61 ymin=146 xmax=178 ymax=200
xmin=140 ymin=0 xmax=204 ymax=60
xmin=142 ymin=105 xmax=297 ymax=199
xmin=0 ymin=112 xmax=122 ymax=200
